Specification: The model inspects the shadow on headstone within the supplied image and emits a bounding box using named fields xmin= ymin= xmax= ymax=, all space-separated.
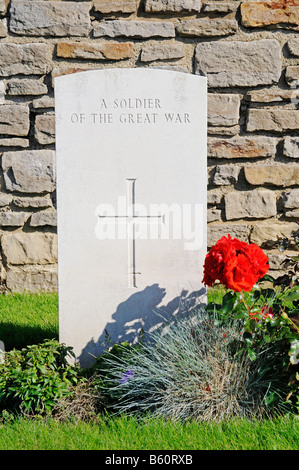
xmin=79 ymin=284 xmax=206 ymax=367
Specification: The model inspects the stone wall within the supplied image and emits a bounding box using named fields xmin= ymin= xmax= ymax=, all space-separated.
xmin=0 ymin=0 xmax=298 ymax=292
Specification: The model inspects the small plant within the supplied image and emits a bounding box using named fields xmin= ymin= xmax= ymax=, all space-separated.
xmin=96 ymin=310 xmax=285 ymax=422
xmin=205 ymin=234 xmax=299 ymax=413
xmin=0 ymin=339 xmax=82 ymax=416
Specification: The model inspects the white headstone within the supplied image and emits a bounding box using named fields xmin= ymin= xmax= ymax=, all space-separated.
xmin=55 ymin=68 xmax=207 ymax=367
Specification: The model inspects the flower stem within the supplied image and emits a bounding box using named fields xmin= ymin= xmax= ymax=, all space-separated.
xmin=240 ymin=290 xmax=250 ymax=314
xmin=282 ymin=312 xmax=299 ymax=333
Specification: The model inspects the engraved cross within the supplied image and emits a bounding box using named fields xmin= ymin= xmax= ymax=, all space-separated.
xmin=97 ymin=179 xmax=164 ymax=288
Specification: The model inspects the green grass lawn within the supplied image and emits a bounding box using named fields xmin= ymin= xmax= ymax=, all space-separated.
xmin=0 ymin=292 xmax=298 ymax=451
xmin=0 ymin=415 xmax=298 ymax=450
xmin=0 ymin=292 xmax=58 ymax=351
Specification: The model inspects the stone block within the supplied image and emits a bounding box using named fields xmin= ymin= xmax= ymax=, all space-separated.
xmin=195 ymin=40 xmax=281 ymax=87
xmin=9 ymin=1 xmax=91 ymax=37
xmin=251 ymin=222 xmax=299 ymax=245
xmin=13 ymin=195 xmax=53 ymax=209
xmin=140 ymin=43 xmax=184 ymax=62
xmin=177 ymin=18 xmax=238 ymax=37
xmin=32 ymin=96 xmax=55 ymax=110
xmin=245 ymin=88 xmax=298 ymax=103
xmin=0 ymin=43 xmax=50 ymax=76
xmin=241 ymin=1 xmax=299 ymax=29
xmin=285 ymin=209 xmax=299 ymax=219
xmin=30 ymin=210 xmax=57 ymax=227
xmin=34 ymin=113 xmax=55 ymax=145
xmin=0 ymin=0 xmax=6 ymax=14
xmin=93 ymin=20 xmax=176 ymax=38
xmin=93 ymin=0 xmax=137 ymax=13
xmin=244 ymin=165 xmax=299 ymax=187
xmin=0 ymin=138 xmax=29 ymax=148
xmin=1 ymin=232 xmax=57 ymax=265
xmin=0 ymin=104 xmax=29 ymax=136
xmin=207 ymin=223 xmax=250 ymax=247
xmin=287 ymin=38 xmax=299 ymax=56
xmin=2 ymin=150 xmax=56 ymax=194
xmin=207 ymin=208 xmax=221 ymax=222
xmin=208 ymin=136 xmax=276 ymax=159
xmin=202 ymin=2 xmax=238 ymax=13
xmin=0 ymin=194 xmax=12 ymax=207
xmin=0 ymin=81 xmax=5 ymax=103
xmin=225 ymin=190 xmax=277 ymax=220
xmin=208 ymin=94 xmax=240 ymax=127
xmin=285 ymin=66 xmax=299 ymax=87
xmin=144 ymin=0 xmax=201 ymax=11
xmin=0 ymin=19 xmax=7 ymax=37
xmin=283 ymin=188 xmax=299 ymax=209
xmin=283 ymin=136 xmax=299 ymax=158
xmin=247 ymin=109 xmax=299 ymax=132
xmin=213 ymin=164 xmax=240 ymax=185
xmin=7 ymin=78 xmax=48 ymax=96
xmin=0 ymin=211 xmax=29 ymax=226
xmin=267 ymin=251 xmax=288 ymax=271
xmin=208 ymin=125 xmax=239 ymax=137
xmin=6 ymin=265 xmax=58 ymax=293
xmin=57 ymin=41 xmax=134 ymax=60
xmin=207 ymin=191 xmax=222 ymax=205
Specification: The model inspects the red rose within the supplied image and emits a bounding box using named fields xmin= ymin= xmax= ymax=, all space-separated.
xmin=224 ymin=252 xmax=260 ymax=292
xmin=245 ymin=243 xmax=270 ymax=279
xmin=201 ymin=237 xmax=227 ymax=287
xmin=202 ymin=235 xmax=269 ymax=292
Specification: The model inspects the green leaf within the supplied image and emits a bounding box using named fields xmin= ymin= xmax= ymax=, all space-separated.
xmin=221 ymin=292 xmax=237 ymax=314
xmin=248 ymin=348 xmax=257 ymax=361
xmin=264 ymin=391 xmax=278 ymax=406
xmin=283 ymin=290 xmax=299 ymax=302
xmin=234 ymin=311 xmax=249 ymax=320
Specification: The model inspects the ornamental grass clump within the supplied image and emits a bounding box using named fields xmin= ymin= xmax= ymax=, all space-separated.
xmin=97 ymin=311 xmax=283 ymax=422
